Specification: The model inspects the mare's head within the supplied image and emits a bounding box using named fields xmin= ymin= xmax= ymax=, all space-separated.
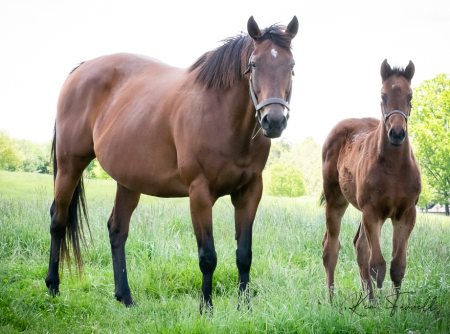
xmin=380 ymin=59 xmax=415 ymax=146
xmin=247 ymin=16 xmax=298 ymax=138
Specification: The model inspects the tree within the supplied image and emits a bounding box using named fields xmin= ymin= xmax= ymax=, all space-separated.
xmin=409 ymin=74 xmax=450 ymax=214
xmin=92 ymin=159 xmax=112 ymax=180
xmin=266 ymin=137 xmax=323 ymax=197
xmin=16 ymin=139 xmax=52 ymax=174
xmin=0 ymin=130 xmax=24 ymax=171
xmin=264 ymin=161 xmax=305 ymax=197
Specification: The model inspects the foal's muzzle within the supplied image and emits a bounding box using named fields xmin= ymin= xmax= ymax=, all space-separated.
xmin=388 ymin=128 xmax=406 ymax=146
xmin=260 ymin=111 xmax=287 ymax=138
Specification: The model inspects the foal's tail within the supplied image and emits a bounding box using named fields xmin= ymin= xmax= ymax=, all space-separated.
xmin=51 ymin=124 xmax=91 ymax=273
xmin=319 ymin=192 xmax=326 ymax=207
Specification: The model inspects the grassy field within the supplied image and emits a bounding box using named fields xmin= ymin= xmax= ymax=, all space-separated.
xmin=0 ymin=171 xmax=449 ymax=333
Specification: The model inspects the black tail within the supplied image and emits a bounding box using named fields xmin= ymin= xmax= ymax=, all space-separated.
xmin=51 ymin=124 xmax=91 ymax=274
xmin=319 ymin=192 xmax=326 ymax=207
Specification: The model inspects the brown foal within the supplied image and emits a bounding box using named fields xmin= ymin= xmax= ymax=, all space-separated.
xmin=321 ymin=59 xmax=421 ymax=300
xmin=45 ymin=16 xmax=298 ymax=312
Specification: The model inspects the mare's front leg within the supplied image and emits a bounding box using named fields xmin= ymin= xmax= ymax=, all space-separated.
xmin=230 ymin=175 xmax=263 ymax=310
xmin=107 ymin=183 xmax=141 ymax=307
xmin=390 ymin=208 xmax=415 ymax=291
xmin=189 ymin=178 xmax=217 ymax=314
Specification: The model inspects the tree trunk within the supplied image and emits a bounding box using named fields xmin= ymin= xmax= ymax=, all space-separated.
xmin=446 ymin=203 xmax=449 ymax=216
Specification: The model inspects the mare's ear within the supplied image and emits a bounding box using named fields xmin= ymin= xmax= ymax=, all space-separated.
xmin=286 ymin=16 xmax=299 ymax=39
xmin=248 ymin=16 xmax=262 ymax=41
xmin=404 ymin=61 xmax=415 ymax=81
xmin=380 ymin=59 xmax=392 ymax=82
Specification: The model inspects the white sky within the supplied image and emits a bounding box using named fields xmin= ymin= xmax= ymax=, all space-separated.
xmin=1 ymin=0 xmax=449 ymax=144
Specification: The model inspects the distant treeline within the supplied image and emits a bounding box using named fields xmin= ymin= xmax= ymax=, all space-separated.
xmin=1 ymin=129 xmax=322 ymax=197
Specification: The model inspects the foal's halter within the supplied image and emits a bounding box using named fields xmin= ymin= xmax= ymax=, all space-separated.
xmin=243 ymin=57 xmax=293 ymax=126
xmin=383 ymin=110 xmax=409 ymax=123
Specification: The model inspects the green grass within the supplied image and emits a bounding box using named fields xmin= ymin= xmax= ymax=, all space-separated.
xmin=0 ymin=171 xmax=449 ymax=333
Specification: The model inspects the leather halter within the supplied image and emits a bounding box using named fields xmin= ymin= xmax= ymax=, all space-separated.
xmin=383 ymin=110 xmax=409 ymax=122
xmin=244 ymin=57 xmax=293 ymax=126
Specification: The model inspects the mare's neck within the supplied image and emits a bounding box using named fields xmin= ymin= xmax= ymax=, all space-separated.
xmin=226 ymin=80 xmax=263 ymax=145
xmin=376 ymin=119 xmax=411 ymax=167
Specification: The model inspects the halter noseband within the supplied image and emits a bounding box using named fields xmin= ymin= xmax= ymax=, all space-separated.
xmin=244 ymin=57 xmax=293 ymax=126
xmin=383 ymin=110 xmax=409 ymax=122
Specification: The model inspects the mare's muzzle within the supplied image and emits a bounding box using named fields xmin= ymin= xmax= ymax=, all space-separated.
xmin=260 ymin=108 xmax=288 ymax=138
xmin=249 ymin=78 xmax=292 ymax=139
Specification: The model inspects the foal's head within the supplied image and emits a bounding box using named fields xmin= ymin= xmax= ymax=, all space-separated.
xmin=247 ymin=16 xmax=298 ymax=138
xmin=380 ymin=59 xmax=415 ymax=146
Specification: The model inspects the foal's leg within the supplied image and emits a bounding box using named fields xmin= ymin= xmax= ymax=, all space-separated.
xmin=390 ymin=209 xmax=415 ymax=291
xmin=353 ymin=221 xmax=373 ymax=298
xmin=361 ymin=208 xmax=386 ymax=293
xmin=107 ymin=183 xmax=141 ymax=307
xmin=322 ymin=192 xmax=348 ymax=300
xmin=189 ymin=178 xmax=217 ymax=313
xmin=45 ymin=159 xmax=90 ymax=295
xmin=231 ymin=176 xmax=263 ymax=310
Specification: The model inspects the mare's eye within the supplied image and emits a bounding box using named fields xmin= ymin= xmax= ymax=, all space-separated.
xmin=381 ymin=94 xmax=387 ymax=103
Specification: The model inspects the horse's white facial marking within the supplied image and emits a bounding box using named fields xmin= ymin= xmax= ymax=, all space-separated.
xmin=392 ymin=84 xmax=395 ymax=88
xmin=271 ymin=49 xmax=278 ymax=58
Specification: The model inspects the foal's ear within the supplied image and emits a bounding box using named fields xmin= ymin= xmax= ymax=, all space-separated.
xmin=247 ymin=16 xmax=262 ymax=41
xmin=404 ymin=61 xmax=415 ymax=81
xmin=380 ymin=59 xmax=392 ymax=82
xmin=286 ymin=16 xmax=299 ymax=39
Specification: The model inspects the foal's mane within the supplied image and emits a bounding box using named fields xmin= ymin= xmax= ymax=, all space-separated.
xmin=390 ymin=67 xmax=408 ymax=78
xmin=189 ymin=25 xmax=291 ymax=89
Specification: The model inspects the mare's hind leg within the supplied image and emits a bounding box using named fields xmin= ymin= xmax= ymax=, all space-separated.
xmin=390 ymin=209 xmax=415 ymax=291
xmin=107 ymin=183 xmax=141 ymax=307
xmin=353 ymin=221 xmax=373 ymax=298
xmin=322 ymin=189 xmax=349 ymax=300
xmin=231 ymin=175 xmax=263 ymax=310
xmin=45 ymin=159 xmax=90 ymax=295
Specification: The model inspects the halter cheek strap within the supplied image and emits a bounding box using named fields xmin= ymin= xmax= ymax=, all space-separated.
xmin=383 ymin=110 xmax=409 ymax=122
xmin=244 ymin=56 xmax=293 ymax=126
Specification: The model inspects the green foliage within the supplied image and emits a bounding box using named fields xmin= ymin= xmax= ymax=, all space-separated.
xmin=264 ymin=161 xmax=305 ymax=197
xmin=92 ymin=159 xmax=112 ymax=180
xmin=16 ymin=139 xmax=52 ymax=174
xmin=0 ymin=130 xmax=24 ymax=171
xmin=416 ymin=176 xmax=436 ymax=211
xmin=410 ymin=74 xmax=450 ymax=205
xmin=266 ymin=137 xmax=322 ymax=197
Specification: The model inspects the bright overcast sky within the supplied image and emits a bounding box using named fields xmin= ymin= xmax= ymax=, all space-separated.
xmin=1 ymin=0 xmax=449 ymax=144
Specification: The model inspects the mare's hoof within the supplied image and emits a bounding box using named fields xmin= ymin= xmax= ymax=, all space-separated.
xmin=47 ymin=284 xmax=60 ymax=297
xmin=45 ymin=275 xmax=60 ymax=297
xmin=199 ymin=301 xmax=213 ymax=316
xmin=116 ymin=295 xmax=137 ymax=307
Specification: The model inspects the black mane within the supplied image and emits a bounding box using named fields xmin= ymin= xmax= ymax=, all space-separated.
xmin=189 ymin=25 xmax=291 ymax=89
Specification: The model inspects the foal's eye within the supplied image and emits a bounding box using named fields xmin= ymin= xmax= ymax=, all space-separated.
xmin=251 ymin=62 xmax=256 ymax=68
xmin=292 ymin=70 xmax=295 ymax=76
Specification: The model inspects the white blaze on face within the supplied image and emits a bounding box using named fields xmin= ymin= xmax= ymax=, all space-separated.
xmin=271 ymin=48 xmax=278 ymax=58
xmin=392 ymin=84 xmax=395 ymax=88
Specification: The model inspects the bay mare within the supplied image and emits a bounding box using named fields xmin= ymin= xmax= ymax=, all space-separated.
xmin=45 ymin=16 xmax=299 ymax=312
xmin=321 ymin=60 xmax=421 ymax=299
